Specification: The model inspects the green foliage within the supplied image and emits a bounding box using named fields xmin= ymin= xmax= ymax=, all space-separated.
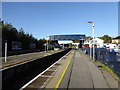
xmin=2 ymin=22 xmax=48 ymax=51
xmin=96 ymin=60 xmax=120 ymax=79
xmin=98 ymin=35 xmax=112 ymax=43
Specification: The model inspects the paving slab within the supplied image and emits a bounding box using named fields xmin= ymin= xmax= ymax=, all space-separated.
xmin=26 ymin=49 xmax=118 ymax=89
xmin=45 ymin=50 xmax=74 ymax=88
xmin=68 ymin=50 xmax=93 ymax=88
xmin=56 ymin=50 xmax=118 ymax=89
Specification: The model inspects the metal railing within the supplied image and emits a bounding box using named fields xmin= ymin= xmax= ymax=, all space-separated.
xmin=82 ymin=47 xmax=120 ymax=77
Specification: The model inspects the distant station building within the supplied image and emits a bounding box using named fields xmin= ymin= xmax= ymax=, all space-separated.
xmin=84 ymin=37 xmax=104 ymax=48
xmin=49 ymin=34 xmax=86 ymax=48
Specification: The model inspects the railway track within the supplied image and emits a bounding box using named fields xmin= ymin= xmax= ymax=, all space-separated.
xmin=2 ymin=48 xmax=71 ymax=90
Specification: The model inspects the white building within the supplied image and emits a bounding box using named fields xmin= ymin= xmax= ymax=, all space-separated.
xmin=90 ymin=38 xmax=104 ymax=44
xmin=84 ymin=38 xmax=104 ymax=48
xmin=84 ymin=37 xmax=119 ymax=49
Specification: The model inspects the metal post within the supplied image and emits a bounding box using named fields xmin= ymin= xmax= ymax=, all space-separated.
xmin=92 ymin=24 xmax=95 ymax=61
xmin=45 ymin=44 xmax=47 ymax=52
xmin=63 ymin=44 xmax=64 ymax=49
xmin=47 ymin=39 xmax=48 ymax=51
xmin=45 ymin=36 xmax=49 ymax=52
xmin=5 ymin=40 xmax=7 ymax=62
xmin=82 ymin=38 xmax=84 ymax=47
xmin=90 ymin=44 xmax=92 ymax=59
xmin=88 ymin=21 xmax=95 ymax=61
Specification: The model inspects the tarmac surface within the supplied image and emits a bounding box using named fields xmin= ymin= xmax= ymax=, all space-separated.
xmin=1 ymin=50 xmax=62 ymax=69
xmin=21 ymin=49 xmax=119 ymax=89
xmin=46 ymin=49 xmax=118 ymax=89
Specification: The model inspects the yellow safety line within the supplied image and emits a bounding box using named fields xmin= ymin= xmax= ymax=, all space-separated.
xmin=2 ymin=60 xmax=16 ymax=64
xmin=0 ymin=50 xmax=63 ymax=69
xmin=0 ymin=56 xmax=42 ymax=69
xmin=54 ymin=51 xmax=74 ymax=90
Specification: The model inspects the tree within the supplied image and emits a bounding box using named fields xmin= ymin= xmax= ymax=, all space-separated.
xmin=99 ymin=35 xmax=112 ymax=43
xmin=2 ymin=21 xmax=52 ymax=51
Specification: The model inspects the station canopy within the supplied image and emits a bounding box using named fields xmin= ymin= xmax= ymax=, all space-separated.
xmin=49 ymin=34 xmax=86 ymax=41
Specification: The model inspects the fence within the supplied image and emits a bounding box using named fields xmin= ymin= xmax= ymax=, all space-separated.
xmin=82 ymin=47 xmax=120 ymax=77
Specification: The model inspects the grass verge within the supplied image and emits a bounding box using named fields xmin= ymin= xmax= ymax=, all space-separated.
xmin=96 ymin=60 xmax=120 ymax=80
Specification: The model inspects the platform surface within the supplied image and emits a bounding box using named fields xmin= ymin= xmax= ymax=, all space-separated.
xmin=46 ymin=50 xmax=118 ymax=89
xmin=22 ymin=49 xmax=118 ymax=89
xmin=1 ymin=50 xmax=62 ymax=69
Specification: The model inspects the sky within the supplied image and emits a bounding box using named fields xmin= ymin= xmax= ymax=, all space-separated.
xmin=2 ymin=2 xmax=118 ymax=39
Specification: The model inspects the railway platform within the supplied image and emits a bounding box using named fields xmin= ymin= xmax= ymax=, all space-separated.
xmin=1 ymin=50 xmax=62 ymax=69
xmin=22 ymin=49 xmax=119 ymax=89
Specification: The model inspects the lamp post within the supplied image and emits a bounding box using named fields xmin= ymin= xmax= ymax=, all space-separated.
xmin=44 ymin=36 xmax=49 ymax=52
xmin=88 ymin=21 xmax=95 ymax=61
xmin=5 ymin=40 xmax=7 ymax=62
xmin=46 ymin=36 xmax=49 ymax=51
xmin=80 ymin=36 xmax=84 ymax=48
xmin=89 ymin=43 xmax=92 ymax=59
xmin=82 ymin=37 xmax=84 ymax=47
xmin=44 ymin=43 xmax=47 ymax=52
xmin=47 ymin=39 xmax=48 ymax=51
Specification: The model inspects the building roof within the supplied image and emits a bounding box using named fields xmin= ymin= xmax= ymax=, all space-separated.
xmin=112 ymin=36 xmax=120 ymax=40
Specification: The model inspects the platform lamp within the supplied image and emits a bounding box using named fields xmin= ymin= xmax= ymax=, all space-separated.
xmin=88 ymin=21 xmax=95 ymax=61
xmin=44 ymin=36 xmax=49 ymax=52
xmin=46 ymin=36 xmax=49 ymax=51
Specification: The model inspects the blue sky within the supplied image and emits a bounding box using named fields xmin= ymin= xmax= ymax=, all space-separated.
xmin=2 ymin=2 xmax=118 ymax=39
